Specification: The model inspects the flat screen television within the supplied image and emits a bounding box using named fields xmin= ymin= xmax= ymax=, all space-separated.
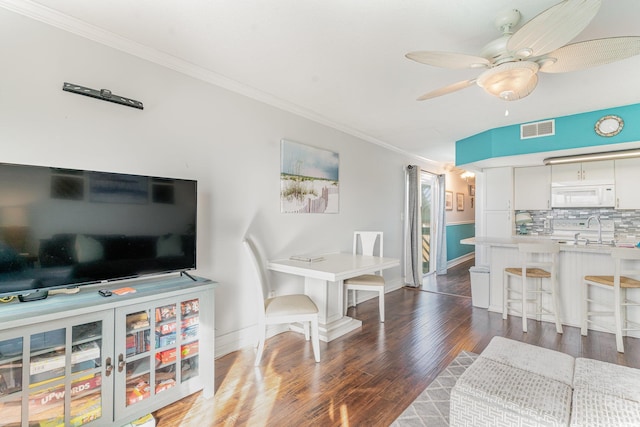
xmin=0 ymin=162 xmax=197 ymax=301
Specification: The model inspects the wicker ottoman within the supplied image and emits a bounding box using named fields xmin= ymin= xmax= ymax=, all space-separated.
xmin=570 ymin=358 xmax=640 ymax=426
xmin=450 ymin=337 xmax=574 ymax=427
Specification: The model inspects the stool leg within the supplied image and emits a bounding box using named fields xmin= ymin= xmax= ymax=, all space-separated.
xmin=581 ymin=283 xmax=588 ymax=336
xmin=535 ymin=278 xmax=542 ymax=322
xmin=502 ymin=271 xmax=508 ymax=320
xmin=551 ymin=274 xmax=563 ymax=334
xmin=622 ymin=288 xmax=628 ymax=338
xmin=614 ymin=285 xmax=624 ymax=353
xmin=522 ymin=274 xmax=528 ymax=333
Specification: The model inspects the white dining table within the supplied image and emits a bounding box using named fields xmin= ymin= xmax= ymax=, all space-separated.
xmin=267 ymin=252 xmax=400 ymax=342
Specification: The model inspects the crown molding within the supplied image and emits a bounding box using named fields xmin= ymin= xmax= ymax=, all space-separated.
xmin=0 ymin=0 xmax=442 ymax=168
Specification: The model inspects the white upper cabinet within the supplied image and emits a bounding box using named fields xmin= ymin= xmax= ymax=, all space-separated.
xmin=614 ymin=158 xmax=640 ymax=209
xmin=483 ymin=167 xmax=513 ymax=238
xmin=485 ymin=167 xmax=513 ymax=211
xmin=514 ymin=165 xmax=551 ymax=210
xmin=551 ymin=160 xmax=614 ymax=184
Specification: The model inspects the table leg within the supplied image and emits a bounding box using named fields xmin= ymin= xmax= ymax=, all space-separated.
xmin=289 ymin=277 xmax=362 ymax=342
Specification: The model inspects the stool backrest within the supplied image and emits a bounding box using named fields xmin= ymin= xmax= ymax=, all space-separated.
xmin=611 ymin=247 xmax=640 ymax=282
xmin=517 ymin=242 xmax=559 ymax=271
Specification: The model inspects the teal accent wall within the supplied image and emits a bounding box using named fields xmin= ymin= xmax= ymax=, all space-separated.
xmin=456 ymin=103 xmax=640 ymax=165
xmin=446 ymin=223 xmax=475 ymax=261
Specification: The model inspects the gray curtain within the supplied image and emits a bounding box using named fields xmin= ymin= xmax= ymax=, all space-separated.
xmin=436 ymin=174 xmax=448 ymax=275
xmin=405 ymin=165 xmax=421 ymax=287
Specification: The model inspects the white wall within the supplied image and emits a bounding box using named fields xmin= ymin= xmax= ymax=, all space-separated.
xmin=0 ymin=9 xmax=442 ymax=356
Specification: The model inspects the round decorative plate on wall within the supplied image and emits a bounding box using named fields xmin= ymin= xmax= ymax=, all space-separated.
xmin=595 ymin=115 xmax=624 ymax=137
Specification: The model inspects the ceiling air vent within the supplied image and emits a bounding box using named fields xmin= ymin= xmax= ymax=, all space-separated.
xmin=521 ymin=119 xmax=555 ymax=139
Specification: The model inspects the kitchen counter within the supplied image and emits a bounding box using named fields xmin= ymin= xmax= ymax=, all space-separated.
xmin=462 ymin=236 xmax=636 ymax=253
xmin=462 ymin=236 xmax=640 ymax=338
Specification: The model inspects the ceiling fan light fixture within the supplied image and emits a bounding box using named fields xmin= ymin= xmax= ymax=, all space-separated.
xmin=516 ymin=47 xmax=533 ymax=58
xmin=477 ymin=61 xmax=539 ymax=101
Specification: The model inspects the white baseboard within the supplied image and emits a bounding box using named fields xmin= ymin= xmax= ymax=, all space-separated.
xmin=215 ymin=323 xmax=288 ymax=358
xmin=447 ymin=253 xmax=475 ymax=269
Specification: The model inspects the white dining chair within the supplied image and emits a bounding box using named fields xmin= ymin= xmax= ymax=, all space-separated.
xmin=344 ymin=231 xmax=385 ymax=322
xmin=503 ymin=242 xmax=563 ymax=334
xmin=583 ymin=247 xmax=640 ymax=353
xmin=243 ymin=235 xmax=320 ymax=366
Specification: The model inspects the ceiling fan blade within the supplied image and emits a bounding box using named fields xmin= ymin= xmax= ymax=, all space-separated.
xmin=417 ymin=79 xmax=477 ymax=101
xmin=406 ymin=51 xmax=489 ymax=69
xmin=507 ymin=0 xmax=601 ymax=58
xmin=539 ymin=37 xmax=640 ymax=73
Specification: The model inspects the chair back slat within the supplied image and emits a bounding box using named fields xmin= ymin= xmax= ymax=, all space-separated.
xmin=354 ymin=231 xmax=383 ymax=257
xmin=243 ymin=236 xmax=270 ymax=310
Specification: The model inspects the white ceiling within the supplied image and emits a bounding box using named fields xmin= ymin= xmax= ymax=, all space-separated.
xmin=5 ymin=0 xmax=640 ymax=166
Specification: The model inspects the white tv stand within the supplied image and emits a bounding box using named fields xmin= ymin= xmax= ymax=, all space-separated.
xmin=0 ymin=274 xmax=216 ymax=427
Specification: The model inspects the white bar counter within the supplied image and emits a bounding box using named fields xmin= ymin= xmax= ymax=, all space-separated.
xmin=462 ymin=236 xmax=640 ymax=337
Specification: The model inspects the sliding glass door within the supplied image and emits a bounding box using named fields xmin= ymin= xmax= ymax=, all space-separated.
xmin=421 ymin=172 xmax=437 ymax=275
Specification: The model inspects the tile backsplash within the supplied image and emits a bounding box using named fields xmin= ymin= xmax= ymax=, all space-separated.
xmin=518 ymin=208 xmax=640 ymax=242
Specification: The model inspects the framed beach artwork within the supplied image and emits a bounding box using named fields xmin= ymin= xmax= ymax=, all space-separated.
xmin=280 ymin=139 xmax=339 ymax=213
xmin=445 ymin=191 xmax=453 ymax=211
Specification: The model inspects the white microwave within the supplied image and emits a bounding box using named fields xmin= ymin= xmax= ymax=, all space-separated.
xmin=550 ymin=184 xmax=615 ymax=208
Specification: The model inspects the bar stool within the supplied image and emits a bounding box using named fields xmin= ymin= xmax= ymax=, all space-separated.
xmin=583 ymin=247 xmax=640 ymax=353
xmin=503 ymin=242 xmax=563 ymax=334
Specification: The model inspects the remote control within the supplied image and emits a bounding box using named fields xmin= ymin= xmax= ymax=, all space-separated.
xmin=98 ymin=289 xmax=112 ymax=297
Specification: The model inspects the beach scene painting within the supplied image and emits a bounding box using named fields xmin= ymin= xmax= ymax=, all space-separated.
xmin=280 ymin=139 xmax=339 ymax=213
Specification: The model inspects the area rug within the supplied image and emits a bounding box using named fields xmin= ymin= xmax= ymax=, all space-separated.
xmin=390 ymin=351 xmax=478 ymax=427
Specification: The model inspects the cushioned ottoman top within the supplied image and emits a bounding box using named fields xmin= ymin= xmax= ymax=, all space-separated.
xmin=574 ymin=358 xmax=640 ymax=403
xmin=570 ymin=387 xmax=640 ymax=427
xmin=453 ymin=357 xmax=573 ymax=426
xmin=481 ymin=336 xmax=575 ymax=387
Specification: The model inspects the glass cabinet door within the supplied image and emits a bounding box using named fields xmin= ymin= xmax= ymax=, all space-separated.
xmin=180 ymin=299 xmax=200 ymax=383
xmin=16 ymin=312 xmax=113 ymax=427
xmin=69 ymin=321 xmax=105 ymax=426
xmin=0 ymin=336 xmax=23 ymax=427
xmin=154 ymin=303 xmax=177 ymax=395
xmin=28 ymin=328 xmax=66 ymax=427
xmin=115 ymin=293 xmax=203 ymax=420
xmin=123 ymin=309 xmax=151 ymax=407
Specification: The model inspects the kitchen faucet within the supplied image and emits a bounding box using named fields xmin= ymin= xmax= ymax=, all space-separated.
xmin=587 ymin=215 xmax=602 ymax=244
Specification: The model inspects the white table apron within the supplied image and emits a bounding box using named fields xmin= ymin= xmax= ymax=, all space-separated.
xmin=267 ymin=252 xmax=400 ymax=342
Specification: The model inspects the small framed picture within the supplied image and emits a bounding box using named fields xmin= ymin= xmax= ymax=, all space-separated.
xmin=456 ymin=193 xmax=464 ymax=211
xmin=469 ymin=184 xmax=475 ymax=196
xmin=470 ymin=197 xmax=475 ymax=209
xmin=445 ymin=191 xmax=453 ymax=211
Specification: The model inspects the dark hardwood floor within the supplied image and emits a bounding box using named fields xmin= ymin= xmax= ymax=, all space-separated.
xmin=154 ymin=263 xmax=640 ymax=426
xmin=420 ymin=258 xmax=475 ymax=297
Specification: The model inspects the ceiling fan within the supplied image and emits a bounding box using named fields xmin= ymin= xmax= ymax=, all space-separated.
xmin=406 ymin=0 xmax=640 ymax=101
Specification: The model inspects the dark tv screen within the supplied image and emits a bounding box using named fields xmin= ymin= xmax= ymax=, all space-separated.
xmin=0 ymin=163 xmax=197 ymax=298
